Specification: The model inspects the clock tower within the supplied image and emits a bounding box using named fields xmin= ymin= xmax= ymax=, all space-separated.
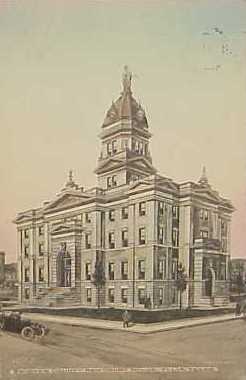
xmin=95 ymin=66 xmax=156 ymax=190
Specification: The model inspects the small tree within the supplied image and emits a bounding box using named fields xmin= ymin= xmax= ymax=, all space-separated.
xmin=235 ymin=273 xmax=245 ymax=296
xmin=92 ymin=255 xmax=106 ymax=308
xmin=175 ymin=263 xmax=188 ymax=311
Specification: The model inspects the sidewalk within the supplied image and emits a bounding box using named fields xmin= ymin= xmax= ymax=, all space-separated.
xmin=22 ymin=312 xmax=242 ymax=334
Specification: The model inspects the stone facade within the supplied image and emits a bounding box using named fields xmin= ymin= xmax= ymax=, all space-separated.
xmin=14 ymin=67 xmax=234 ymax=309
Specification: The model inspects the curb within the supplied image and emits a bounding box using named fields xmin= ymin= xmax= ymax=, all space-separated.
xmin=22 ymin=313 xmax=243 ymax=335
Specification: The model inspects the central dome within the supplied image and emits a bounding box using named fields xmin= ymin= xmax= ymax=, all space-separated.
xmin=102 ymin=66 xmax=148 ymax=129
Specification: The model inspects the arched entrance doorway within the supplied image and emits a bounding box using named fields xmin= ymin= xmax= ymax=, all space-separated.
xmin=56 ymin=245 xmax=71 ymax=287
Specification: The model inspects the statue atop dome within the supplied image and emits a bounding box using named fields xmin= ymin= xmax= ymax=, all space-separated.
xmin=122 ymin=65 xmax=132 ymax=93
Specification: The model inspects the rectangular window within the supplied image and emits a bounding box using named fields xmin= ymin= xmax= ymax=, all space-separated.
xmin=158 ymin=227 xmax=164 ymax=244
xmin=172 ymin=228 xmax=179 ymax=247
xmin=24 ymin=288 xmax=30 ymax=299
xmin=24 ymin=229 xmax=29 ymax=239
xmin=200 ymin=230 xmax=209 ymax=239
xmin=172 ymin=259 xmax=177 ymax=280
xmin=138 ymin=288 xmax=146 ymax=305
xmin=24 ymin=268 xmax=30 ymax=282
xmin=24 ymin=246 xmax=29 ymax=258
xmin=172 ymin=206 xmax=179 ymax=219
xmin=139 ymin=202 xmax=146 ymax=216
xmin=200 ymin=209 xmax=209 ymax=221
xmin=86 ymin=288 xmax=92 ymax=303
xmin=38 ymin=226 xmax=44 ymax=236
xmin=107 ymin=177 xmax=112 ymax=188
xmin=38 ymin=243 xmax=44 ymax=256
xmin=157 ymin=259 xmax=166 ymax=279
xmin=121 ymin=207 xmax=128 ymax=219
xmin=121 ymin=261 xmax=128 ymax=280
xmin=108 ymin=262 xmax=114 ymax=280
xmin=121 ymin=288 xmax=128 ymax=303
xmin=108 ymin=288 xmax=115 ymax=303
xmin=112 ymin=175 xmax=117 ymax=187
xmin=38 ymin=267 xmax=44 ymax=282
xmin=159 ymin=288 xmax=163 ymax=305
xmin=158 ymin=202 xmax=164 ymax=216
xmin=139 ymin=228 xmax=146 ymax=245
xmin=122 ymin=229 xmax=128 ymax=247
xmin=85 ymin=213 xmax=91 ymax=223
xmin=109 ymin=209 xmax=115 ymax=221
xmin=85 ymin=262 xmax=91 ymax=280
xmin=85 ymin=234 xmax=92 ymax=249
xmin=108 ymin=232 xmax=115 ymax=249
xmin=138 ymin=260 xmax=145 ymax=280
xmin=107 ymin=142 xmax=112 ymax=156
xmin=221 ymin=238 xmax=227 ymax=252
xmin=112 ymin=140 xmax=117 ymax=154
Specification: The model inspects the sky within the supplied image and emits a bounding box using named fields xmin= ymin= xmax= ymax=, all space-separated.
xmin=0 ymin=0 xmax=246 ymax=262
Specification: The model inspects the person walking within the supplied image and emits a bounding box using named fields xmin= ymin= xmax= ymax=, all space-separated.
xmin=122 ymin=310 xmax=130 ymax=328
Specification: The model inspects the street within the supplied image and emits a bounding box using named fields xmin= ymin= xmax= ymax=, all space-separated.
xmin=0 ymin=319 xmax=246 ymax=380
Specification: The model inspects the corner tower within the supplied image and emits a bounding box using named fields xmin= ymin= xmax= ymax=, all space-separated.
xmin=95 ymin=66 xmax=156 ymax=190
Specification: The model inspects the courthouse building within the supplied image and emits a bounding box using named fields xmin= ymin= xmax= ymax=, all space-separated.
xmin=14 ymin=67 xmax=234 ymax=309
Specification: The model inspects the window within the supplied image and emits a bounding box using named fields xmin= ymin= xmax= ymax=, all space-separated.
xmin=221 ymin=220 xmax=227 ymax=236
xmin=122 ymin=229 xmax=128 ymax=247
xmin=172 ymin=206 xmax=179 ymax=219
xmin=38 ymin=243 xmax=44 ymax=256
xmin=200 ymin=230 xmax=209 ymax=239
xmin=85 ymin=262 xmax=91 ymax=280
xmin=112 ymin=140 xmax=117 ymax=154
xmin=24 ymin=229 xmax=29 ymax=239
xmin=158 ymin=202 xmax=164 ymax=216
xmin=107 ymin=177 xmax=112 ymax=188
xmin=200 ymin=209 xmax=209 ymax=221
xmin=138 ymin=288 xmax=146 ymax=305
xmin=108 ymin=232 xmax=115 ymax=249
xmin=86 ymin=288 xmax=92 ymax=303
xmin=172 ymin=228 xmax=179 ymax=247
xmin=107 ymin=142 xmax=112 ymax=156
xmin=139 ymin=228 xmax=146 ymax=245
xmin=108 ymin=262 xmax=114 ymax=280
xmin=172 ymin=259 xmax=177 ymax=280
xmin=121 ymin=288 xmax=128 ymax=303
xmin=158 ymin=288 xmax=163 ymax=305
xmin=85 ymin=234 xmax=92 ymax=249
xmin=38 ymin=267 xmax=44 ymax=282
xmin=108 ymin=288 xmax=115 ymax=303
xmin=157 ymin=259 xmax=166 ymax=279
xmin=139 ymin=202 xmax=146 ymax=216
xmin=158 ymin=227 xmax=164 ymax=244
xmin=85 ymin=213 xmax=91 ymax=223
xmin=107 ymin=176 xmax=117 ymax=188
xmin=121 ymin=207 xmax=128 ymax=219
xmin=221 ymin=239 xmax=227 ymax=252
xmin=24 ymin=268 xmax=30 ymax=282
xmin=109 ymin=209 xmax=115 ymax=222
xmin=121 ymin=262 xmax=128 ymax=280
xmin=24 ymin=288 xmax=30 ymax=299
xmin=24 ymin=246 xmax=29 ymax=258
xmin=138 ymin=260 xmax=145 ymax=280
xmin=112 ymin=175 xmax=117 ymax=187
xmin=38 ymin=226 xmax=44 ymax=236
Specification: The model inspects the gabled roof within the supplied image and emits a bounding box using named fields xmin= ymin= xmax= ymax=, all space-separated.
xmin=43 ymin=192 xmax=92 ymax=213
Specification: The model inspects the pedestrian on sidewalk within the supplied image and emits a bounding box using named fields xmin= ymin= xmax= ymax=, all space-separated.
xmin=122 ymin=310 xmax=130 ymax=328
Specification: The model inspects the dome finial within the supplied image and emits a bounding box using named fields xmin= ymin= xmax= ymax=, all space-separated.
xmin=198 ymin=166 xmax=209 ymax=186
xmin=122 ymin=65 xmax=132 ymax=93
